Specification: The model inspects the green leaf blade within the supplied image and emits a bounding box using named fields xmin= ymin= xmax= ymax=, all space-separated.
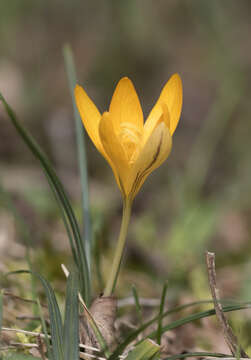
xmin=63 ymin=271 xmax=79 ymax=360
xmin=0 ymin=93 xmax=91 ymax=306
xmin=63 ymin=44 xmax=92 ymax=276
xmin=156 ymin=282 xmax=168 ymax=345
xmin=8 ymin=270 xmax=64 ymax=360
xmin=131 ymin=284 xmax=143 ymax=325
xmin=125 ymin=339 xmax=160 ymax=360
xmin=109 ymin=302 xmax=251 ymax=360
xmin=163 ymin=351 xmax=230 ymax=360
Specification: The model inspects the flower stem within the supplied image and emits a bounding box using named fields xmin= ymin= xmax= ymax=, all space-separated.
xmin=104 ymin=197 xmax=132 ymax=296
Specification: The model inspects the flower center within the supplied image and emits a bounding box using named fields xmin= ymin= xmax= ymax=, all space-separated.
xmin=119 ymin=122 xmax=141 ymax=164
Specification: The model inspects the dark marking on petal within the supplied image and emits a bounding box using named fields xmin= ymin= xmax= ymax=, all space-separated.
xmin=143 ymin=132 xmax=163 ymax=174
xmin=130 ymin=132 xmax=164 ymax=198
xmin=130 ymin=171 xmax=141 ymax=197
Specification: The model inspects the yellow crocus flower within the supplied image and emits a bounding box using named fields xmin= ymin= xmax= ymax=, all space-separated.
xmin=75 ymin=74 xmax=182 ymax=202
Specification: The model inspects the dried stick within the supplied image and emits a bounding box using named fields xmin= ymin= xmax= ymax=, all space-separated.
xmin=2 ymin=327 xmax=100 ymax=353
xmin=206 ymin=251 xmax=249 ymax=358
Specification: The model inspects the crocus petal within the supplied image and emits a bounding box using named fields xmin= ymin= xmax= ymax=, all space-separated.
xmin=146 ymin=73 xmax=182 ymax=135
xmin=99 ymin=112 xmax=130 ymax=195
xmin=130 ymin=121 xmax=172 ymax=199
xmin=142 ymin=103 xmax=170 ymax=148
xmin=75 ymin=85 xmax=105 ymax=155
xmin=109 ymin=77 xmax=144 ymax=133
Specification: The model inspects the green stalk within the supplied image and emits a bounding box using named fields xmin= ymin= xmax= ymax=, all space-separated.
xmin=104 ymin=197 xmax=132 ymax=296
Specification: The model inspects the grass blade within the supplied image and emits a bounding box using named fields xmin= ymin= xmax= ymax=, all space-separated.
xmin=164 ymin=351 xmax=230 ymax=360
xmin=0 ymin=93 xmax=90 ymax=305
xmin=63 ymin=271 xmax=79 ymax=360
xmin=109 ymin=302 xmax=251 ymax=360
xmin=37 ymin=298 xmax=54 ymax=360
xmin=125 ymin=339 xmax=160 ymax=360
xmin=62 ymin=264 xmax=110 ymax=358
xmin=63 ymin=44 xmax=92 ymax=275
xmin=8 ymin=270 xmax=64 ymax=360
xmin=45 ymin=173 xmax=77 ymax=265
xmin=131 ymin=284 xmax=143 ymax=325
xmin=156 ymin=282 xmax=168 ymax=345
xmin=148 ymin=304 xmax=251 ymax=340
xmin=109 ymin=300 xmax=214 ymax=360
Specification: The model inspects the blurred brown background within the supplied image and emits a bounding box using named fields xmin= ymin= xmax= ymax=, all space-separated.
xmin=1 ymin=0 xmax=251 ymax=303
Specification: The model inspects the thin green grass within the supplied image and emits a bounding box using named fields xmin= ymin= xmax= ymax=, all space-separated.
xmin=147 ymin=304 xmax=251 ymax=340
xmin=156 ymin=281 xmax=168 ymax=345
xmin=131 ymin=284 xmax=143 ymax=326
xmin=109 ymin=302 xmax=251 ymax=360
xmin=164 ymin=351 xmax=230 ymax=360
xmin=9 ymin=270 xmax=64 ymax=360
xmin=0 ymin=93 xmax=91 ymax=306
xmin=63 ymin=44 xmax=92 ymax=276
xmin=7 ymin=270 xmax=80 ymax=360
xmin=124 ymin=339 xmax=160 ymax=360
xmin=63 ymin=271 xmax=79 ymax=360
xmin=37 ymin=298 xmax=54 ymax=360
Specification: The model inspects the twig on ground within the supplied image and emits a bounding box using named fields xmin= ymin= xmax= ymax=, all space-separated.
xmin=0 ymin=346 xmax=16 ymax=350
xmin=2 ymin=327 xmax=49 ymax=339
xmin=2 ymin=327 xmax=99 ymax=353
xmin=10 ymin=342 xmax=39 ymax=348
xmin=206 ymin=251 xmax=249 ymax=358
